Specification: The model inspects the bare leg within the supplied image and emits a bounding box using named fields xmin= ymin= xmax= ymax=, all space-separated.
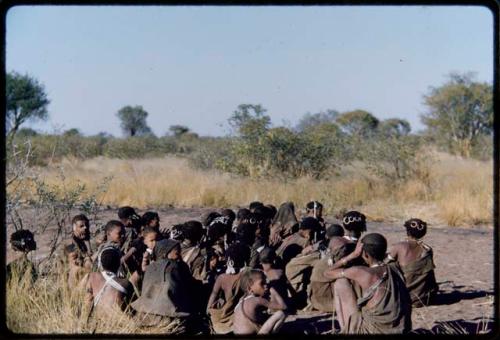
xmin=333 ymin=278 xmax=357 ymax=332
xmin=258 ymin=311 xmax=286 ymax=334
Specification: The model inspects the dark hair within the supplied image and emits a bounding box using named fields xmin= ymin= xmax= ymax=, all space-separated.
xmin=72 ymin=214 xmax=89 ymax=226
xmin=258 ymin=247 xmax=276 ymax=265
xmin=207 ymin=222 xmax=227 ymax=242
xmin=182 ymin=220 xmax=204 ymax=243
xmin=141 ymin=211 xmax=159 ymax=226
xmin=118 ymin=206 xmax=138 ymax=220
xmin=154 ymin=239 xmax=180 ymax=260
xmin=10 ymin=229 xmax=36 ymax=252
xmin=100 ymin=247 xmax=121 ymax=272
xmin=326 ymin=224 xmax=344 ymax=238
xmin=306 ymin=201 xmax=323 ymax=211
xmin=220 ymin=209 xmax=236 ymax=225
xmin=241 ymin=269 xmax=265 ymax=291
xmin=142 ymin=225 xmax=159 ymax=237
xmin=105 ymin=220 xmax=125 ymax=235
xmin=300 ymin=217 xmax=321 ymax=231
xmin=235 ymin=222 xmax=257 ymax=246
xmin=226 ymin=242 xmax=250 ymax=269
xmin=361 ymin=233 xmax=387 ymax=261
xmin=202 ymin=211 xmax=221 ymax=227
xmin=404 ymin=218 xmax=427 ymax=239
xmin=342 ymin=211 xmax=367 ymax=232
xmin=237 ymin=208 xmax=251 ymax=221
xmin=253 ymin=205 xmax=274 ymax=222
xmin=249 ymin=201 xmax=264 ymax=211
xmin=265 ymin=204 xmax=277 ymax=220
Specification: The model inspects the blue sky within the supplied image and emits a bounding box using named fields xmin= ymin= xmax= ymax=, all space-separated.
xmin=6 ymin=5 xmax=494 ymax=137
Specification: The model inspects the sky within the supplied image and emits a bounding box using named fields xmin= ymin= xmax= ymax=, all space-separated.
xmin=6 ymin=5 xmax=494 ymax=137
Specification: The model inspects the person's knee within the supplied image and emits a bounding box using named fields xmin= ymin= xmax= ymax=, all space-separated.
xmin=334 ymin=278 xmax=351 ymax=292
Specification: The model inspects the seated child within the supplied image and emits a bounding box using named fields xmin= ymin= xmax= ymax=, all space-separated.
xmin=85 ymin=246 xmax=133 ymax=314
xmin=94 ymin=220 xmax=126 ymax=277
xmin=7 ymin=229 xmax=37 ymax=283
xmin=387 ymin=218 xmax=438 ymax=307
xmin=259 ymin=248 xmax=294 ymax=312
xmin=232 ymin=269 xmax=287 ymax=335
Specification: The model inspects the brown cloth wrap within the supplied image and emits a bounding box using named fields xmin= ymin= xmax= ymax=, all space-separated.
xmin=345 ymin=263 xmax=412 ymax=334
xmin=400 ymin=246 xmax=438 ymax=307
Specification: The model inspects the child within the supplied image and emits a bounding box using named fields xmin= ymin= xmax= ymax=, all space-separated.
xmin=141 ymin=211 xmax=161 ymax=234
xmin=259 ymin=248 xmax=294 ymax=312
xmin=94 ymin=220 xmax=126 ymax=276
xmin=85 ymin=246 xmax=133 ymax=314
xmin=232 ymin=269 xmax=287 ymax=335
xmin=387 ymin=218 xmax=438 ymax=307
xmin=7 ymin=229 xmax=37 ymax=283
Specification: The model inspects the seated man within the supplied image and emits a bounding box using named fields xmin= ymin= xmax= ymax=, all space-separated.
xmin=131 ymin=239 xmax=195 ymax=334
xmin=277 ymin=217 xmax=317 ymax=265
xmin=387 ymin=218 xmax=438 ymax=307
xmin=233 ymin=269 xmax=287 ymax=335
xmin=207 ymin=243 xmax=250 ymax=334
xmin=85 ymin=246 xmax=133 ymax=314
xmin=59 ymin=214 xmax=94 ymax=279
xmin=7 ymin=229 xmax=37 ymax=283
xmin=324 ymin=233 xmax=412 ymax=334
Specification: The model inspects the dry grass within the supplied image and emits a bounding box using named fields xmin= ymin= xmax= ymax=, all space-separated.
xmin=24 ymin=151 xmax=493 ymax=227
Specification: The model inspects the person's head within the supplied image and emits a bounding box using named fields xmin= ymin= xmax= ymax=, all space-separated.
xmin=169 ymin=224 xmax=184 ymax=241
xmin=253 ymin=205 xmax=274 ymax=225
xmin=141 ymin=212 xmax=160 ymax=230
xmin=64 ymin=244 xmax=79 ymax=266
xmin=236 ymin=208 xmax=251 ymax=224
xmin=360 ymin=233 xmax=387 ymax=263
xmin=306 ymin=201 xmax=323 ymax=219
xmin=201 ymin=211 xmax=221 ymax=227
xmin=225 ymin=242 xmax=250 ymax=270
xmin=265 ymin=204 xmax=277 ymax=220
xmin=99 ymin=246 xmax=122 ymax=273
xmin=342 ymin=211 xmax=367 ymax=236
xmin=249 ymin=201 xmax=264 ymax=213
xmin=207 ymin=220 xmax=227 ymax=244
xmin=118 ymin=206 xmax=141 ymax=230
xmin=299 ymin=217 xmax=321 ymax=239
xmin=235 ymin=222 xmax=257 ymax=246
xmin=142 ymin=225 xmax=159 ymax=251
xmin=404 ymin=218 xmax=427 ymax=240
xmin=258 ymin=247 xmax=276 ymax=266
xmin=10 ymin=229 xmax=36 ymax=253
xmin=241 ymin=269 xmax=268 ymax=297
xmin=154 ymin=239 xmax=181 ymax=261
xmin=72 ymin=214 xmax=90 ymax=241
xmin=94 ymin=225 xmax=107 ymax=247
xmin=182 ymin=220 xmax=204 ymax=244
xmin=220 ymin=209 xmax=236 ymax=226
xmin=326 ymin=224 xmax=344 ymax=239
xmin=105 ymin=220 xmax=126 ymax=246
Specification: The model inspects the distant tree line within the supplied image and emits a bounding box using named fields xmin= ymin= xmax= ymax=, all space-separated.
xmin=6 ymin=71 xmax=494 ymax=178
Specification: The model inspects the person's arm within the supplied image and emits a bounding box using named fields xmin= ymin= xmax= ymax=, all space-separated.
xmin=206 ymin=275 xmax=223 ymax=313
xmin=267 ymin=287 xmax=287 ymax=311
xmin=121 ymin=247 xmax=137 ymax=264
xmin=386 ymin=244 xmax=398 ymax=262
xmin=328 ymin=241 xmax=364 ymax=271
xmin=323 ymin=266 xmax=358 ymax=281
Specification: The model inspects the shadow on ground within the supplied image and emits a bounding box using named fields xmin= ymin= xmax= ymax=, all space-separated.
xmin=411 ymin=317 xmax=495 ymax=335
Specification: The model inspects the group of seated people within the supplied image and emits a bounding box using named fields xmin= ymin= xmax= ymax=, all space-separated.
xmin=7 ymin=201 xmax=439 ymax=334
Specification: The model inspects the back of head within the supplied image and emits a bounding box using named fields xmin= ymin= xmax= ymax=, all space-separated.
xmin=272 ymin=201 xmax=296 ymax=224
xmin=306 ymin=201 xmax=323 ymax=211
xmin=404 ymin=218 xmax=427 ymax=239
xmin=300 ymin=217 xmax=321 ymax=232
xmin=201 ymin=211 xmax=221 ymax=227
xmin=342 ymin=211 xmax=367 ymax=233
xmin=10 ymin=229 xmax=37 ymax=252
xmin=249 ymin=201 xmax=264 ymax=212
xmin=220 ymin=209 xmax=236 ymax=225
xmin=326 ymin=224 xmax=344 ymax=238
xmin=182 ymin=220 xmax=204 ymax=244
xmin=265 ymin=204 xmax=277 ymax=220
xmin=118 ymin=206 xmax=138 ymax=220
xmin=99 ymin=246 xmax=121 ymax=272
xmin=154 ymin=239 xmax=180 ymax=260
xmin=141 ymin=211 xmax=159 ymax=226
xmin=105 ymin=220 xmax=125 ymax=235
xmin=225 ymin=242 xmax=250 ymax=269
xmin=361 ymin=233 xmax=387 ymax=261
xmin=237 ymin=208 xmax=251 ymax=222
xmin=258 ymin=247 xmax=276 ymax=265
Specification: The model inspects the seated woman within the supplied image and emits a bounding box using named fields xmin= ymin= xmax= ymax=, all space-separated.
xmin=85 ymin=246 xmax=133 ymax=314
xmin=324 ymin=233 xmax=412 ymax=334
xmin=206 ymin=242 xmax=250 ymax=334
xmin=7 ymin=229 xmax=37 ymax=283
xmin=232 ymin=269 xmax=287 ymax=335
xmin=387 ymin=218 xmax=438 ymax=307
xmin=269 ymin=202 xmax=299 ymax=248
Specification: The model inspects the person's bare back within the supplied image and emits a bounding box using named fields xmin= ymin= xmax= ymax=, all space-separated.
xmin=86 ymin=271 xmax=131 ymax=311
xmin=388 ymin=240 xmax=426 ymax=266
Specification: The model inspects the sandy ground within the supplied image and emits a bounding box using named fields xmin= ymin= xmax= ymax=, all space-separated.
xmin=6 ymin=206 xmax=495 ymax=334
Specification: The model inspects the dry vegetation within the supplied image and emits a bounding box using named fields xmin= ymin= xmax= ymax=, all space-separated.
xmin=25 ymin=150 xmax=493 ymax=228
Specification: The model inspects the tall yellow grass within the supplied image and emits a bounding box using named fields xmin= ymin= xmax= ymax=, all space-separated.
xmin=31 ymin=152 xmax=492 ymax=227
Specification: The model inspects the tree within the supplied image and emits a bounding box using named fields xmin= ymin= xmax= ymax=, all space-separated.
xmin=421 ymin=72 xmax=493 ymax=157
xmin=378 ymin=118 xmax=411 ymax=137
xmin=169 ymin=125 xmax=190 ymax=137
xmin=295 ymin=109 xmax=339 ymax=132
xmin=6 ymin=71 xmax=50 ymax=141
xmin=63 ymin=128 xmax=82 ymax=137
xmin=228 ymin=104 xmax=271 ymax=141
xmin=336 ymin=110 xmax=379 ymax=137
xmin=116 ymin=105 xmax=152 ymax=137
